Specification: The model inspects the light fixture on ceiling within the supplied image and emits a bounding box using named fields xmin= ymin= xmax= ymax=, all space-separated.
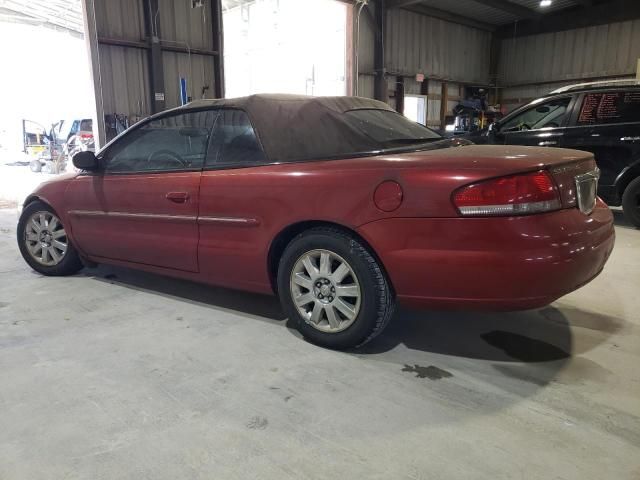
xmin=540 ymin=0 xmax=553 ymax=6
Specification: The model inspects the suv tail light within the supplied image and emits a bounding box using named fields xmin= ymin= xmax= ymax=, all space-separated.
xmin=453 ymin=170 xmax=561 ymax=216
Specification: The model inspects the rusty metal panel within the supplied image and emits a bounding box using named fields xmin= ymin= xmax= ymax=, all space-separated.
xmin=162 ymin=51 xmax=216 ymax=109
xmin=499 ymin=19 xmax=640 ymax=86
xmin=385 ymin=8 xmax=492 ymax=84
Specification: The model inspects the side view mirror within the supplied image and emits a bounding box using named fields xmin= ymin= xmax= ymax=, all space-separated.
xmin=73 ymin=151 xmax=100 ymax=171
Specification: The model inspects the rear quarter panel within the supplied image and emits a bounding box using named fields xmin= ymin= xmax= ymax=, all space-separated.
xmin=197 ymin=145 xmax=594 ymax=293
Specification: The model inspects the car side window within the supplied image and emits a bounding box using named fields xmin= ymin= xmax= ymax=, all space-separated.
xmin=104 ymin=111 xmax=217 ymax=173
xmin=501 ymin=97 xmax=571 ymax=132
xmin=576 ymin=91 xmax=640 ymax=126
xmin=207 ymin=109 xmax=267 ymax=167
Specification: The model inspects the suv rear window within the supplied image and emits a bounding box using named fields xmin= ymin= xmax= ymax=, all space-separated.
xmin=577 ymin=91 xmax=640 ymax=125
xmin=80 ymin=119 xmax=93 ymax=131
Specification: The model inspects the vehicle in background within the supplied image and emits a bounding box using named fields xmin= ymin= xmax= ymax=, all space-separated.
xmin=442 ymin=104 xmax=502 ymax=139
xmin=26 ymin=118 xmax=94 ymax=173
xmin=15 ymin=95 xmax=614 ymax=349
xmin=22 ymin=120 xmax=49 ymax=159
xmin=486 ymin=80 xmax=640 ymax=227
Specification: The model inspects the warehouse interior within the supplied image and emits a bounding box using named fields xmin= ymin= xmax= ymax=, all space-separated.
xmin=0 ymin=0 xmax=639 ymax=478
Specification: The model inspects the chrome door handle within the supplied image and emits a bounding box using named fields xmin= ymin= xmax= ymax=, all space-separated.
xmin=166 ymin=192 xmax=189 ymax=203
xmin=538 ymin=141 xmax=557 ymax=146
xmin=620 ymin=136 xmax=640 ymax=142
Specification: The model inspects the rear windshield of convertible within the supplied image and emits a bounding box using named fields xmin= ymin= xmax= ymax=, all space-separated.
xmin=344 ymin=109 xmax=441 ymax=147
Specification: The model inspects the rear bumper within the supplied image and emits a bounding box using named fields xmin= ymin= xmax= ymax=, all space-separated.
xmin=357 ymin=200 xmax=615 ymax=311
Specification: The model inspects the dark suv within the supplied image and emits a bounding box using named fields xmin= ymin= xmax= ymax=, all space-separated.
xmin=487 ymin=80 xmax=640 ymax=227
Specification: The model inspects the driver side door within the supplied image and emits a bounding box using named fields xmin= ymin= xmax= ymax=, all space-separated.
xmin=495 ymin=96 xmax=574 ymax=147
xmin=65 ymin=110 xmax=217 ymax=272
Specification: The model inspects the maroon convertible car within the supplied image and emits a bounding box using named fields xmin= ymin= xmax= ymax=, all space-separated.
xmin=17 ymin=95 xmax=615 ymax=348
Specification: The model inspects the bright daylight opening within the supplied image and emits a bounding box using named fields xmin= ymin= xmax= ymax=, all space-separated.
xmin=0 ymin=0 xmax=95 ymax=206
xmin=223 ymin=0 xmax=348 ymax=98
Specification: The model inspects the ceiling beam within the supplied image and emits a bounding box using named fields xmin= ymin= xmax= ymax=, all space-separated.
xmin=496 ymin=0 xmax=640 ymax=38
xmin=468 ymin=0 xmax=540 ymax=19
xmin=405 ymin=4 xmax=495 ymax=30
xmin=386 ymin=0 xmax=423 ymax=8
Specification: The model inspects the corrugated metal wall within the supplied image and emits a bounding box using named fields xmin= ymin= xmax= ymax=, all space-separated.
xmin=385 ymin=8 xmax=491 ymax=84
xmin=355 ymin=4 xmax=491 ymax=127
xmin=94 ymin=0 xmax=149 ymax=119
xmin=90 ymin=0 xmax=217 ymax=124
xmin=158 ymin=0 xmax=213 ymax=50
xmin=500 ymin=19 xmax=640 ymax=85
xmin=499 ymin=19 xmax=640 ymax=111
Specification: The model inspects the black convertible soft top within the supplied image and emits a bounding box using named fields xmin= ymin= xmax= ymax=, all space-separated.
xmin=184 ymin=94 xmax=399 ymax=162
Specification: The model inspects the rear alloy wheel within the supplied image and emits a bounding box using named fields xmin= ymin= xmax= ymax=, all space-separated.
xmin=17 ymin=201 xmax=83 ymax=276
xmin=290 ymin=249 xmax=362 ymax=333
xmin=622 ymin=177 xmax=640 ymax=228
xmin=278 ymin=227 xmax=395 ymax=349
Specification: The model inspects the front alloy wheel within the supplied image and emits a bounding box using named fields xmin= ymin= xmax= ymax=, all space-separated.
xmin=17 ymin=200 xmax=83 ymax=276
xmin=24 ymin=211 xmax=68 ymax=266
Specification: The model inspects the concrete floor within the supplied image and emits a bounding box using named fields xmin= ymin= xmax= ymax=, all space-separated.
xmin=0 ymin=206 xmax=639 ymax=480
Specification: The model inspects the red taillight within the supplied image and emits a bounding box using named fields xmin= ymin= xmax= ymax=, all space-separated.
xmin=80 ymin=133 xmax=93 ymax=139
xmin=453 ymin=170 xmax=561 ymax=216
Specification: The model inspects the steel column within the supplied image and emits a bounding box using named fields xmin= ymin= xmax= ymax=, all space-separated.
xmin=373 ymin=0 xmax=387 ymax=102
xmin=142 ymin=0 xmax=166 ymax=113
xmin=211 ymin=0 xmax=225 ymax=98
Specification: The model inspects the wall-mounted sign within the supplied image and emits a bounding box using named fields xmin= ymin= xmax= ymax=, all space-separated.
xmin=416 ymin=73 xmax=425 ymax=83
xmin=154 ymin=92 xmax=165 ymax=101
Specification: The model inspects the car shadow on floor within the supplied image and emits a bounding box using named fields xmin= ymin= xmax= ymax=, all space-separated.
xmin=87 ymin=264 xmax=287 ymax=322
xmin=358 ymin=305 xmax=622 ymax=362
xmin=86 ymin=264 xmax=622 ymax=368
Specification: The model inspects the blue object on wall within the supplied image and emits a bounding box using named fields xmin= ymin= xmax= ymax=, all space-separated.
xmin=180 ymin=77 xmax=188 ymax=106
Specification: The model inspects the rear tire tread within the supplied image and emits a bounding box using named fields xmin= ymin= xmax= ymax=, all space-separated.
xmin=278 ymin=226 xmax=395 ymax=349
xmin=622 ymin=177 xmax=640 ymax=228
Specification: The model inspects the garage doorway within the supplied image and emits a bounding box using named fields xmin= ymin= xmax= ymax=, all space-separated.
xmin=0 ymin=0 xmax=95 ymax=206
xmin=404 ymin=95 xmax=428 ymax=126
xmin=223 ymin=0 xmax=349 ymax=98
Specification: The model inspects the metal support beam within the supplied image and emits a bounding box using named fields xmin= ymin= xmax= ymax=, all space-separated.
xmin=386 ymin=0 xmax=422 ymax=8
xmin=211 ymin=0 xmax=225 ymax=98
xmin=404 ymin=4 xmax=494 ymax=31
xmin=142 ymin=0 xmax=166 ymax=113
xmin=373 ymin=0 xmax=387 ymax=102
xmin=97 ymin=37 xmax=219 ymax=57
xmin=439 ymin=82 xmax=448 ymax=130
xmin=420 ymin=77 xmax=429 ymax=126
xmin=468 ymin=0 xmax=540 ymax=19
xmin=395 ymin=76 xmax=405 ymax=114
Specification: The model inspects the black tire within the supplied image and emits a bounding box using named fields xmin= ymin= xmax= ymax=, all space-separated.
xmin=622 ymin=177 xmax=640 ymax=228
xmin=29 ymin=159 xmax=42 ymax=172
xmin=42 ymin=160 xmax=56 ymax=174
xmin=277 ymin=227 xmax=395 ymax=349
xmin=17 ymin=200 xmax=83 ymax=276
